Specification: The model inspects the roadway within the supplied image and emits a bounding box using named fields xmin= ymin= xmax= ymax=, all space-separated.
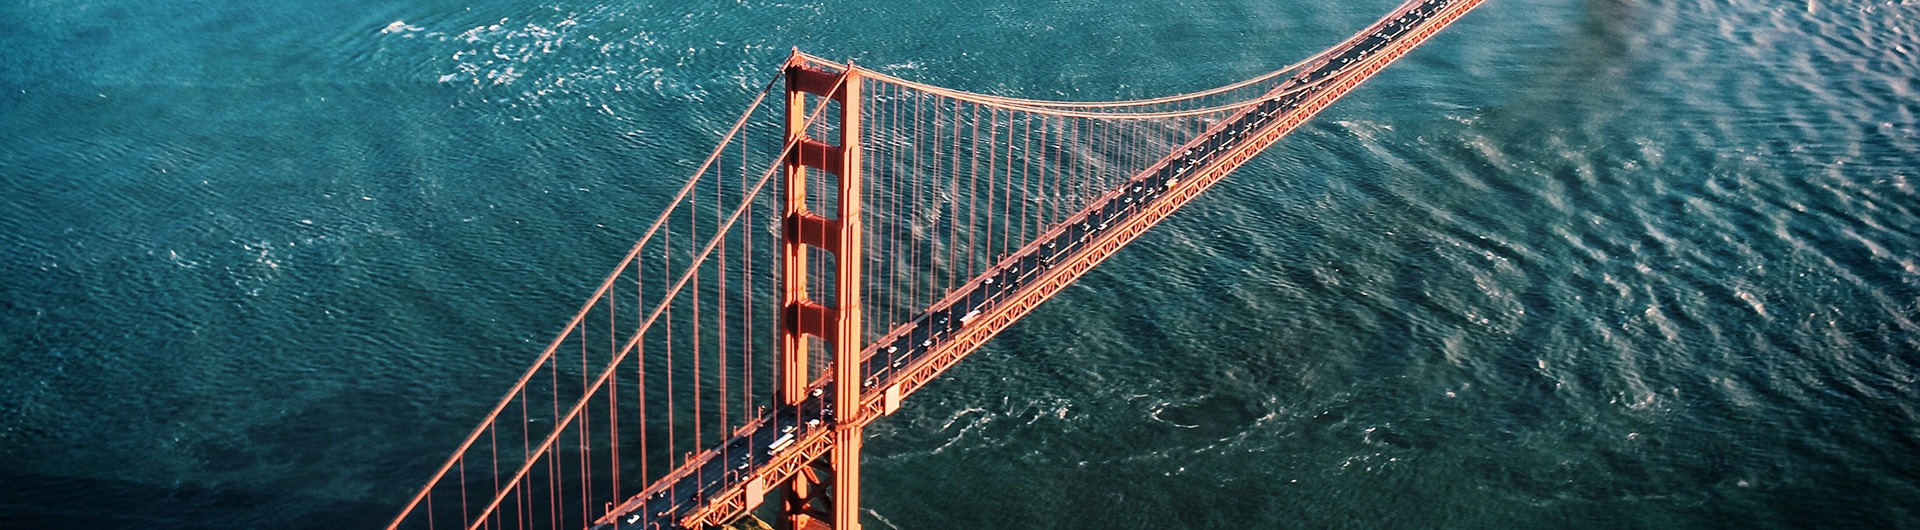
xmin=600 ymin=0 xmax=1463 ymax=527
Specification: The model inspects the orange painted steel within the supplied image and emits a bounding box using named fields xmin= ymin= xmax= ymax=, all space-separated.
xmin=775 ymin=54 xmax=866 ymax=530
xmin=675 ymin=0 xmax=1487 ymax=527
xmin=390 ymin=56 xmax=850 ymax=530
xmin=393 ymin=0 xmax=1487 ymax=527
xmin=383 ymin=70 xmax=787 ymax=530
xmin=848 ymin=0 xmax=1489 ymax=430
xmin=587 ymin=66 xmax=855 ymax=529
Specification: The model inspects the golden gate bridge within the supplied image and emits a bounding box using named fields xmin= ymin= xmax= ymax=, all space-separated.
xmin=388 ymin=0 xmax=1483 ymax=528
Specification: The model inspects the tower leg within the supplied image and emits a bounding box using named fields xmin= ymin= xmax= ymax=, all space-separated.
xmin=774 ymin=51 xmax=863 ymax=530
xmin=830 ymin=58 xmax=864 ymax=530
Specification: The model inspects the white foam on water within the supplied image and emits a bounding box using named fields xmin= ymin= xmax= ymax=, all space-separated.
xmin=380 ymin=20 xmax=423 ymax=35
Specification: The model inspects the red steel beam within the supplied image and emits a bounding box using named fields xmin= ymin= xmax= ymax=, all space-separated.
xmin=853 ymin=0 xmax=1488 ymax=428
xmin=673 ymin=0 xmax=1485 ymax=526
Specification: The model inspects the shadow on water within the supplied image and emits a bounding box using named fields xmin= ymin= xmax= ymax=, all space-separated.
xmin=0 ymin=387 xmax=462 ymax=530
xmin=0 ymin=471 xmax=393 ymax=530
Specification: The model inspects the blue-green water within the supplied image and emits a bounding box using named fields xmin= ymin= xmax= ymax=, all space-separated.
xmin=4 ymin=0 xmax=1919 ymax=528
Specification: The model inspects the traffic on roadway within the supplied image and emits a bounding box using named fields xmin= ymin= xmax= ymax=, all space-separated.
xmin=603 ymin=0 xmax=1459 ymax=527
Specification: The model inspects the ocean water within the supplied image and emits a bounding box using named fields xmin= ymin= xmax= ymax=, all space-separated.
xmin=3 ymin=0 xmax=1918 ymax=528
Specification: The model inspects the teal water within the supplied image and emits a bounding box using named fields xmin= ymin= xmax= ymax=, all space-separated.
xmin=4 ymin=0 xmax=1918 ymax=528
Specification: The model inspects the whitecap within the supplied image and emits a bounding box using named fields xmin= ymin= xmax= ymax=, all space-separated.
xmin=380 ymin=20 xmax=423 ymax=35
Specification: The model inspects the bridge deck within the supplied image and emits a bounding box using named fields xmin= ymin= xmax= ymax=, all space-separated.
xmin=600 ymin=0 xmax=1476 ymax=527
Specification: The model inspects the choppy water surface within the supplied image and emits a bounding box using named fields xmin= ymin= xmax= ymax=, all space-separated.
xmin=3 ymin=0 xmax=1917 ymax=527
